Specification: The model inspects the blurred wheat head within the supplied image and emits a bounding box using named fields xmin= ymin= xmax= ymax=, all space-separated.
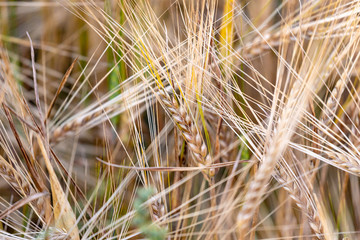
xmin=1 ymin=0 xmax=360 ymax=239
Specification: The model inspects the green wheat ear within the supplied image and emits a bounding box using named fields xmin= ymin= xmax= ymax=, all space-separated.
xmin=133 ymin=187 xmax=167 ymax=240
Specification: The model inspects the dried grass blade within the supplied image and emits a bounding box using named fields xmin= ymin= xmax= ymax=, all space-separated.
xmin=2 ymin=103 xmax=44 ymax=192
xmin=26 ymin=32 xmax=44 ymax=122
xmin=46 ymin=57 xmax=79 ymax=122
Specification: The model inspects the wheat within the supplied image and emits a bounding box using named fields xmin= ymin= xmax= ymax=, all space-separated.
xmin=158 ymin=88 xmax=215 ymax=178
xmin=274 ymin=159 xmax=324 ymax=239
xmin=236 ymin=71 xmax=312 ymax=237
xmin=1 ymin=0 xmax=360 ymax=239
xmin=51 ymin=106 xmax=112 ymax=142
xmin=0 ymin=157 xmax=47 ymax=221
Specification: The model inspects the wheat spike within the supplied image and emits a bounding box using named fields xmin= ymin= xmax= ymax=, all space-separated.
xmin=0 ymin=156 xmax=47 ymax=220
xmin=236 ymin=76 xmax=310 ymax=238
xmin=158 ymin=88 xmax=215 ymax=178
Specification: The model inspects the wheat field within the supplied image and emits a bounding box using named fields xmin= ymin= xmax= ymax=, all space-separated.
xmin=0 ymin=0 xmax=360 ymax=239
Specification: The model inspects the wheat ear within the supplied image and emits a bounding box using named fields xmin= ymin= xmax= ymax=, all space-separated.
xmin=280 ymin=79 xmax=347 ymax=238
xmin=238 ymin=22 xmax=345 ymax=59
xmin=317 ymin=79 xmax=360 ymax=175
xmin=275 ymin=168 xmax=323 ymax=239
xmin=236 ymin=78 xmax=308 ymax=238
xmin=158 ymin=88 xmax=215 ymax=178
xmin=324 ymin=151 xmax=360 ymax=175
xmin=150 ymin=194 xmax=166 ymax=227
xmin=0 ymin=156 xmax=47 ymax=221
xmin=320 ymin=79 xmax=345 ymax=133
xmin=52 ymin=106 xmax=111 ymax=142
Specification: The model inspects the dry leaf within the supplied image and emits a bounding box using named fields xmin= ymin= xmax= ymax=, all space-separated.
xmin=37 ymin=135 xmax=80 ymax=240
